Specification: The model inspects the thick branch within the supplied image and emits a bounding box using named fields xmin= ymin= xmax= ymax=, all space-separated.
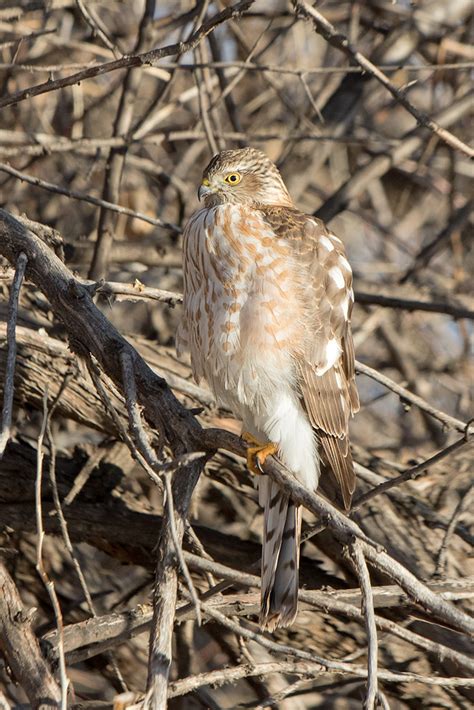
xmin=0 ymin=210 xmax=201 ymax=454
xmin=0 ymin=562 xmax=61 ymax=709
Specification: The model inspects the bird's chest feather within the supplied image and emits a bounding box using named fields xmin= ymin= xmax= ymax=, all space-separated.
xmin=182 ymin=205 xmax=305 ymax=407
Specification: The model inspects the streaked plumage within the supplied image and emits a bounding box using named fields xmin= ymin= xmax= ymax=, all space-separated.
xmin=177 ymin=148 xmax=359 ymax=629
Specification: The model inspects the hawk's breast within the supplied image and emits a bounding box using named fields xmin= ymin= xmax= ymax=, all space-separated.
xmin=180 ymin=204 xmax=305 ymax=413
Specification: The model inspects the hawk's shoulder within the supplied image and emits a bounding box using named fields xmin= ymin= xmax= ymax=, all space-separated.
xmin=258 ymin=205 xmax=327 ymax=243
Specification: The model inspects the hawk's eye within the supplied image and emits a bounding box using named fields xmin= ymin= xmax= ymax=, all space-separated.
xmin=224 ymin=172 xmax=241 ymax=185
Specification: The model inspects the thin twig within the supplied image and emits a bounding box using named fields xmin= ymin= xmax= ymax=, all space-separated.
xmin=355 ymin=360 xmax=468 ymax=433
xmin=293 ymin=1 xmax=474 ymax=158
xmin=0 ymin=1 xmax=255 ymax=111
xmin=353 ymin=435 xmax=471 ymax=510
xmin=169 ymin=661 xmax=318 ymax=699
xmin=203 ymin=430 xmax=474 ymax=637
xmin=36 ymin=390 xmax=69 ymax=709
xmin=0 ymin=251 xmax=27 ymax=459
xmin=202 ymin=603 xmax=474 ymax=687
xmin=1 ymin=209 xmax=472 ymax=675
xmin=0 ymin=161 xmax=179 ymax=232
xmin=399 ymin=199 xmax=474 ymax=283
xmin=2 ymin=59 xmax=473 ymax=76
xmin=354 ymin=290 xmax=474 ymax=321
xmin=145 ymin=462 xmax=204 ymax=709
xmin=315 ymin=91 xmax=473 ymax=222
xmin=80 ymin=279 xmax=473 ymax=321
xmin=42 ymin=562 xmax=474 ymax=675
xmin=85 ymin=355 xmax=164 ymax=490
xmin=83 ymin=278 xmax=183 ymax=306
xmin=349 ymin=542 xmax=378 ymax=710
xmin=163 ymin=471 xmax=202 ymax=625
xmin=75 ymin=0 xmax=121 ymax=57
xmin=434 ymin=485 xmax=474 ymax=578
xmin=118 ymin=350 xmax=204 ymax=707
xmin=0 ymin=129 xmax=399 ymax=158
xmin=89 ymin=0 xmax=159 ymax=279
xmin=45 ymin=370 xmax=128 ymax=692
xmin=253 ymin=676 xmax=312 ymax=709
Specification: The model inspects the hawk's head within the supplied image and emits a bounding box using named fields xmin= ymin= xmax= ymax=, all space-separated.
xmin=198 ymin=148 xmax=293 ymax=208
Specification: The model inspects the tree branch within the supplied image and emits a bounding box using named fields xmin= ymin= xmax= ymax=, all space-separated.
xmin=0 ymin=562 xmax=61 ymax=709
xmin=293 ymin=1 xmax=474 ymax=158
xmin=0 ymin=1 xmax=255 ymax=111
xmin=0 ymin=251 xmax=27 ymax=458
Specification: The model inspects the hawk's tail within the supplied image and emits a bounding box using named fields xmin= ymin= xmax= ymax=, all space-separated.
xmin=259 ymin=477 xmax=301 ymax=630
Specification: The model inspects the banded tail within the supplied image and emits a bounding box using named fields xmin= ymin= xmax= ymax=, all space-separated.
xmin=259 ymin=477 xmax=302 ymax=630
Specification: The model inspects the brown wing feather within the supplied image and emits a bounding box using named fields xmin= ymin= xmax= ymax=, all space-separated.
xmin=260 ymin=206 xmax=359 ymax=509
xmin=342 ymin=331 xmax=360 ymax=413
xmin=299 ymin=364 xmax=348 ymax=435
xmin=318 ymin=433 xmax=355 ymax=510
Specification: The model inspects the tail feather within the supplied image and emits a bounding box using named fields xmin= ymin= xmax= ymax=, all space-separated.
xmin=260 ymin=477 xmax=301 ymax=630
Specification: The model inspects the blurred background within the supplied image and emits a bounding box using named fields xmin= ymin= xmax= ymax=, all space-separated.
xmin=0 ymin=1 xmax=473 ymax=707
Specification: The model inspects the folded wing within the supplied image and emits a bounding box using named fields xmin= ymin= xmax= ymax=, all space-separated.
xmin=261 ymin=209 xmax=359 ymax=509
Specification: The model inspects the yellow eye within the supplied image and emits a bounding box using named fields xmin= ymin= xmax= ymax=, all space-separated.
xmin=224 ymin=172 xmax=241 ymax=185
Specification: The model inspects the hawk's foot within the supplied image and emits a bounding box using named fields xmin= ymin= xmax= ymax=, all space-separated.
xmin=241 ymin=432 xmax=278 ymax=475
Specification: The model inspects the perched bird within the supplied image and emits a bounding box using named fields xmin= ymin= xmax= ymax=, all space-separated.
xmin=177 ymin=148 xmax=359 ymax=630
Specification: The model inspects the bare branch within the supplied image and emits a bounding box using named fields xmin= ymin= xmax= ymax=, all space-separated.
xmin=35 ymin=391 xmax=69 ymax=709
xmin=293 ymin=1 xmax=474 ymax=158
xmin=354 ymin=290 xmax=474 ymax=321
xmin=355 ymin=361 xmax=468 ymax=433
xmin=89 ymin=0 xmax=160 ymax=279
xmin=0 ymin=2 xmax=472 ymax=705
xmin=0 ymin=251 xmax=27 ymax=458
xmin=0 ymin=209 xmax=471 ymax=644
xmin=202 ymin=603 xmax=474 ymax=688
xmin=0 ymin=562 xmax=61 ymax=708
xmin=353 ymin=435 xmax=472 ymax=509
xmin=0 ymin=161 xmax=179 ymax=232
xmin=349 ymin=542 xmax=378 ymax=710
xmin=399 ymin=199 xmax=473 ymax=284
xmin=315 ymin=91 xmax=473 ymax=222
xmin=0 ymin=1 xmax=255 ymax=111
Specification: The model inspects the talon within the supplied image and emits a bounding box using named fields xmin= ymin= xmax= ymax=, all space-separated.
xmin=242 ymin=432 xmax=278 ymax=475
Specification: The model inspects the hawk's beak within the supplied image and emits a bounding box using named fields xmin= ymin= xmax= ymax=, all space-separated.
xmin=198 ymin=178 xmax=212 ymax=201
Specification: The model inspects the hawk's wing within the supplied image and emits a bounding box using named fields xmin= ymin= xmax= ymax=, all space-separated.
xmin=261 ymin=207 xmax=359 ymax=509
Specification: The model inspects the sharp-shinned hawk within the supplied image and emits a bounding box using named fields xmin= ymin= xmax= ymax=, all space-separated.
xmin=177 ymin=148 xmax=359 ymax=630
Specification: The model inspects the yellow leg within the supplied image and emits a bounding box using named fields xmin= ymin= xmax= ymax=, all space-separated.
xmin=242 ymin=432 xmax=278 ymax=475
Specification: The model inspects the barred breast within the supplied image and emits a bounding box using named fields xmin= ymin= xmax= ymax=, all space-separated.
xmin=179 ymin=204 xmax=306 ymax=416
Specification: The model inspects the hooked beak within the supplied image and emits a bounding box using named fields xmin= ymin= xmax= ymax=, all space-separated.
xmin=198 ymin=178 xmax=212 ymax=201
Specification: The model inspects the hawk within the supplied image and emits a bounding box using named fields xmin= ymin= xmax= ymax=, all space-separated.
xmin=177 ymin=148 xmax=359 ymax=630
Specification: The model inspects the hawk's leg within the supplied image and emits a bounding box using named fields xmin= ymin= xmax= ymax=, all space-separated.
xmin=242 ymin=432 xmax=278 ymax=475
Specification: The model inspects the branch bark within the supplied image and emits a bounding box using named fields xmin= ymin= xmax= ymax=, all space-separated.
xmin=0 ymin=251 xmax=27 ymax=458
xmin=0 ymin=562 xmax=61 ymax=709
